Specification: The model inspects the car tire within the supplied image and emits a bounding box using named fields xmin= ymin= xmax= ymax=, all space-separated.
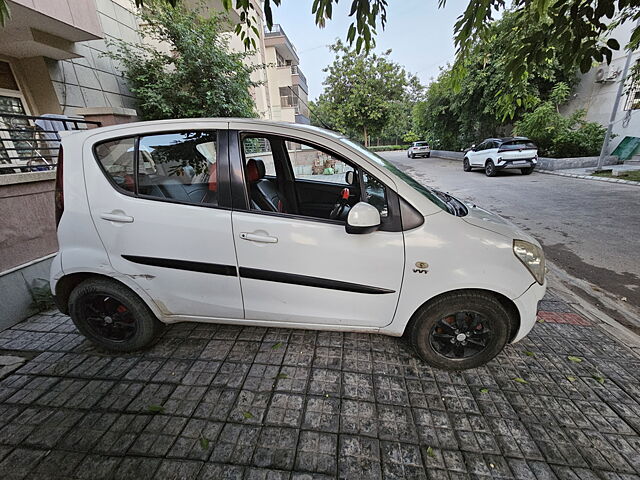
xmin=407 ymin=291 xmax=512 ymax=370
xmin=410 ymin=153 xmax=415 ymax=159
xmin=463 ymin=158 xmax=472 ymax=172
xmin=426 ymin=153 xmax=431 ymax=158
xmin=69 ymin=277 xmax=163 ymax=352
xmin=521 ymin=167 xmax=534 ymax=175
xmin=407 ymin=151 xmax=411 ymax=158
xmin=485 ymin=160 xmax=496 ymax=177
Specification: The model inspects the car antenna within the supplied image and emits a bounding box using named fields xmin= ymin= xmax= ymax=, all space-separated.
xmin=287 ymin=86 xmax=332 ymax=130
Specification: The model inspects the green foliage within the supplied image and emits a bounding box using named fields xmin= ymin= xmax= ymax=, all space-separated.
xmin=452 ymin=0 xmax=638 ymax=86
xmin=514 ymin=84 xmax=606 ymax=157
xmin=412 ymin=11 xmax=578 ymax=151
xmin=402 ymin=131 xmax=420 ymax=144
xmin=314 ymin=41 xmax=419 ymax=146
xmin=107 ymin=0 xmax=258 ymax=120
xmin=368 ymin=145 xmax=410 ymax=152
xmin=29 ymin=279 xmax=55 ymax=312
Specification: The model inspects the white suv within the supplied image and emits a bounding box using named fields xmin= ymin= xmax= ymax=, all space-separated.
xmin=407 ymin=141 xmax=431 ymax=158
xmin=464 ymin=137 xmax=538 ymax=176
xmin=51 ymin=119 xmax=546 ymax=370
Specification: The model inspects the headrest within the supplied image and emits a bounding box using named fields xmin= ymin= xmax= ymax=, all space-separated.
xmin=246 ymin=158 xmax=266 ymax=183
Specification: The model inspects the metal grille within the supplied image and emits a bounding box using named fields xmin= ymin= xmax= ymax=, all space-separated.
xmin=0 ymin=113 xmax=101 ymax=174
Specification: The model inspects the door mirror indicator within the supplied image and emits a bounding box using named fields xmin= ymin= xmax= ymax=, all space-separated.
xmin=346 ymin=202 xmax=381 ymax=234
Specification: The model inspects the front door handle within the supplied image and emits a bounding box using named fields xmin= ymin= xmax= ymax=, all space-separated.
xmin=239 ymin=232 xmax=278 ymax=243
xmin=100 ymin=212 xmax=134 ymax=223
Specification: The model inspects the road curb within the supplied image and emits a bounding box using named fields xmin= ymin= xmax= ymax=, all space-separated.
xmin=537 ymin=168 xmax=640 ymax=186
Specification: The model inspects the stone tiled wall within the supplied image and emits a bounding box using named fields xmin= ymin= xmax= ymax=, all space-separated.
xmin=46 ymin=0 xmax=141 ymax=115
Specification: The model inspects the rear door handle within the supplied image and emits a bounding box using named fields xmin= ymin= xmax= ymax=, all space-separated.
xmin=100 ymin=212 xmax=134 ymax=223
xmin=239 ymin=232 xmax=278 ymax=243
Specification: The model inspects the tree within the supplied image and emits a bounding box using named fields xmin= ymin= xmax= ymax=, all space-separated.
xmin=105 ymin=1 xmax=258 ymax=120
xmin=314 ymin=41 xmax=417 ymax=147
xmin=412 ymin=10 xmax=578 ymax=151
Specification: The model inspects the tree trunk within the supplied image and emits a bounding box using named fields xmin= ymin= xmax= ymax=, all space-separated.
xmin=363 ymin=126 xmax=369 ymax=147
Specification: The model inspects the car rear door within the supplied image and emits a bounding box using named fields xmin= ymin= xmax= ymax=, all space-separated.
xmin=83 ymin=123 xmax=244 ymax=320
xmin=228 ymin=124 xmax=405 ymax=328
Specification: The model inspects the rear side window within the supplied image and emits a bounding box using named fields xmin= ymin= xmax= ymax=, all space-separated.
xmin=500 ymin=140 xmax=537 ymax=150
xmin=94 ymin=131 xmax=219 ymax=206
xmin=94 ymin=137 xmax=136 ymax=193
xmin=138 ymin=132 xmax=218 ymax=205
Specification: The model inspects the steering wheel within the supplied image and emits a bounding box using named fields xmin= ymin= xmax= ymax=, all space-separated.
xmin=329 ymin=188 xmax=351 ymax=220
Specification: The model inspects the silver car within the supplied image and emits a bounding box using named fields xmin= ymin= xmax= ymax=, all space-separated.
xmin=407 ymin=141 xmax=431 ymax=158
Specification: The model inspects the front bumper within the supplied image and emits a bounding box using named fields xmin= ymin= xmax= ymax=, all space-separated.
xmin=510 ymin=279 xmax=547 ymax=343
xmin=495 ymin=158 xmax=536 ymax=170
xmin=412 ymin=151 xmax=431 ymax=156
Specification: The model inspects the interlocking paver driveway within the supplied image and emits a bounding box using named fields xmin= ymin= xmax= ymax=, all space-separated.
xmin=1 ymin=290 xmax=640 ymax=479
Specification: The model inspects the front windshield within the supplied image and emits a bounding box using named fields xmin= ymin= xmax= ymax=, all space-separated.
xmin=340 ymin=138 xmax=451 ymax=213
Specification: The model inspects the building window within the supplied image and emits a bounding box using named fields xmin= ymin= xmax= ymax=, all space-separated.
xmin=279 ymin=86 xmax=298 ymax=108
xmin=0 ymin=60 xmax=32 ymax=166
xmin=624 ymin=61 xmax=640 ymax=111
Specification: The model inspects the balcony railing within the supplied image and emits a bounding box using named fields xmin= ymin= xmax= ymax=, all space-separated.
xmin=291 ymin=64 xmax=308 ymax=90
xmin=0 ymin=113 xmax=101 ymax=174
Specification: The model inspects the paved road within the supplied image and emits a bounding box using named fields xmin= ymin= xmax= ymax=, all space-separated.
xmin=1 ymin=293 xmax=640 ymax=479
xmin=381 ymin=152 xmax=640 ymax=310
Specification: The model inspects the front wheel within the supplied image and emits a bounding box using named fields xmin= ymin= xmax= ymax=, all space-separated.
xmin=521 ymin=166 xmax=534 ymax=175
xmin=410 ymin=153 xmax=415 ymax=159
xmin=463 ymin=158 xmax=472 ymax=172
xmin=68 ymin=278 xmax=163 ymax=352
xmin=485 ymin=160 xmax=496 ymax=177
xmin=426 ymin=153 xmax=431 ymax=158
xmin=407 ymin=291 xmax=512 ymax=370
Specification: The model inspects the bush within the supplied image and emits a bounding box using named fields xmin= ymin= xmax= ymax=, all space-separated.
xmin=514 ymin=84 xmax=606 ymax=157
xmin=368 ymin=145 xmax=410 ymax=152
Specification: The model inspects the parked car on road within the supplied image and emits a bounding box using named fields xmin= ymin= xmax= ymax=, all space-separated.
xmin=464 ymin=137 xmax=538 ymax=177
xmin=51 ymin=119 xmax=546 ymax=370
xmin=407 ymin=141 xmax=431 ymax=158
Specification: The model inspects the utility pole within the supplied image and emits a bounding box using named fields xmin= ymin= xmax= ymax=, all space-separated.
xmin=596 ymin=19 xmax=640 ymax=171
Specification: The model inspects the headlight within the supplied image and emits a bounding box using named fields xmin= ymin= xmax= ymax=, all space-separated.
xmin=513 ymin=239 xmax=545 ymax=284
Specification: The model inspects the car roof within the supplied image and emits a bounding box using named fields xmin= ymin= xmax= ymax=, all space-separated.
xmin=61 ymin=117 xmax=347 ymax=142
xmin=480 ymin=136 xmax=531 ymax=144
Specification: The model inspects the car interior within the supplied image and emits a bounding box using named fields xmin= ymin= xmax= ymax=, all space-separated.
xmin=241 ymin=134 xmax=364 ymax=222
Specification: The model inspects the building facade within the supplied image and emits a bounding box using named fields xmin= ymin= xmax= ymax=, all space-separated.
xmin=263 ymin=24 xmax=310 ymax=124
xmin=562 ymin=20 xmax=640 ymax=155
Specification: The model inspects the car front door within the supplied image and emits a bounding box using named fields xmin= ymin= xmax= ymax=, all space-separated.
xmin=84 ymin=124 xmax=244 ymax=320
xmin=228 ymin=126 xmax=405 ymax=328
xmin=469 ymin=142 xmax=485 ymax=166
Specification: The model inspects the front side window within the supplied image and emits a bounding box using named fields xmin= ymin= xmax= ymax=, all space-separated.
xmin=137 ymin=132 xmax=218 ymax=205
xmin=287 ymin=141 xmax=354 ymax=185
xmin=363 ymin=171 xmax=389 ymax=218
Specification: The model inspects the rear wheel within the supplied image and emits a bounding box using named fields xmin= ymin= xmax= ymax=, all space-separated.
xmin=69 ymin=278 xmax=163 ymax=352
xmin=408 ymin=291 xmax=512 ymax=370
xmin=521 ymin=166 xmax=534 ymax=175
xmin=463 ymin=158 xmax=472 ymax=172
xmin=485 ymin=160 xmax=496 ymax=177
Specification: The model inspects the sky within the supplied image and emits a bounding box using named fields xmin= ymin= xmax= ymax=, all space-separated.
xmin=271 ymin=0 xmax=470 ymax=100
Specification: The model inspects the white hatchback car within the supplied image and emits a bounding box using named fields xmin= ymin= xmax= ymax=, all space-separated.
xmin=464 ymin=137 xmax=538 ymax=177
xmin=51 ymin=119 xmax=546 ymax=370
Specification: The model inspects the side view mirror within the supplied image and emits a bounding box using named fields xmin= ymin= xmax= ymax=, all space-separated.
xmin=471 ymin=144 xmax=476 ymax=151
xmin=345 ymin=170 xmax=355 ymax=185
xmin=346 ymin=202 xmax=380 ymax=234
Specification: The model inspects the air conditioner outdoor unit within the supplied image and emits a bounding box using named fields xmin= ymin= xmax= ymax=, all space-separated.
xmin=595 ymin=66 xmax=620 ymax=83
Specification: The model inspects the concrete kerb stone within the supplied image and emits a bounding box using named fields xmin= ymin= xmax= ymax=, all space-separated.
xmin=536 ymin=169 xmax=640 ymax=186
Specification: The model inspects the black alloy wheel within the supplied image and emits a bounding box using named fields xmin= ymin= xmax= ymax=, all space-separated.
xmin=429 ymin=311 xmax=491 ymax=359
xmin=80 ymin=293 xmax=137 ymax=342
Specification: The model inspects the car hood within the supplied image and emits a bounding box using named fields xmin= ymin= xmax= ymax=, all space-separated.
xmin=461 ymin=204 xmax=539 ymax=245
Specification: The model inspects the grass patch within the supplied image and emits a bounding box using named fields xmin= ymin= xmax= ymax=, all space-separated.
xmin=592 ymin=170 xmax=640 ymax=182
